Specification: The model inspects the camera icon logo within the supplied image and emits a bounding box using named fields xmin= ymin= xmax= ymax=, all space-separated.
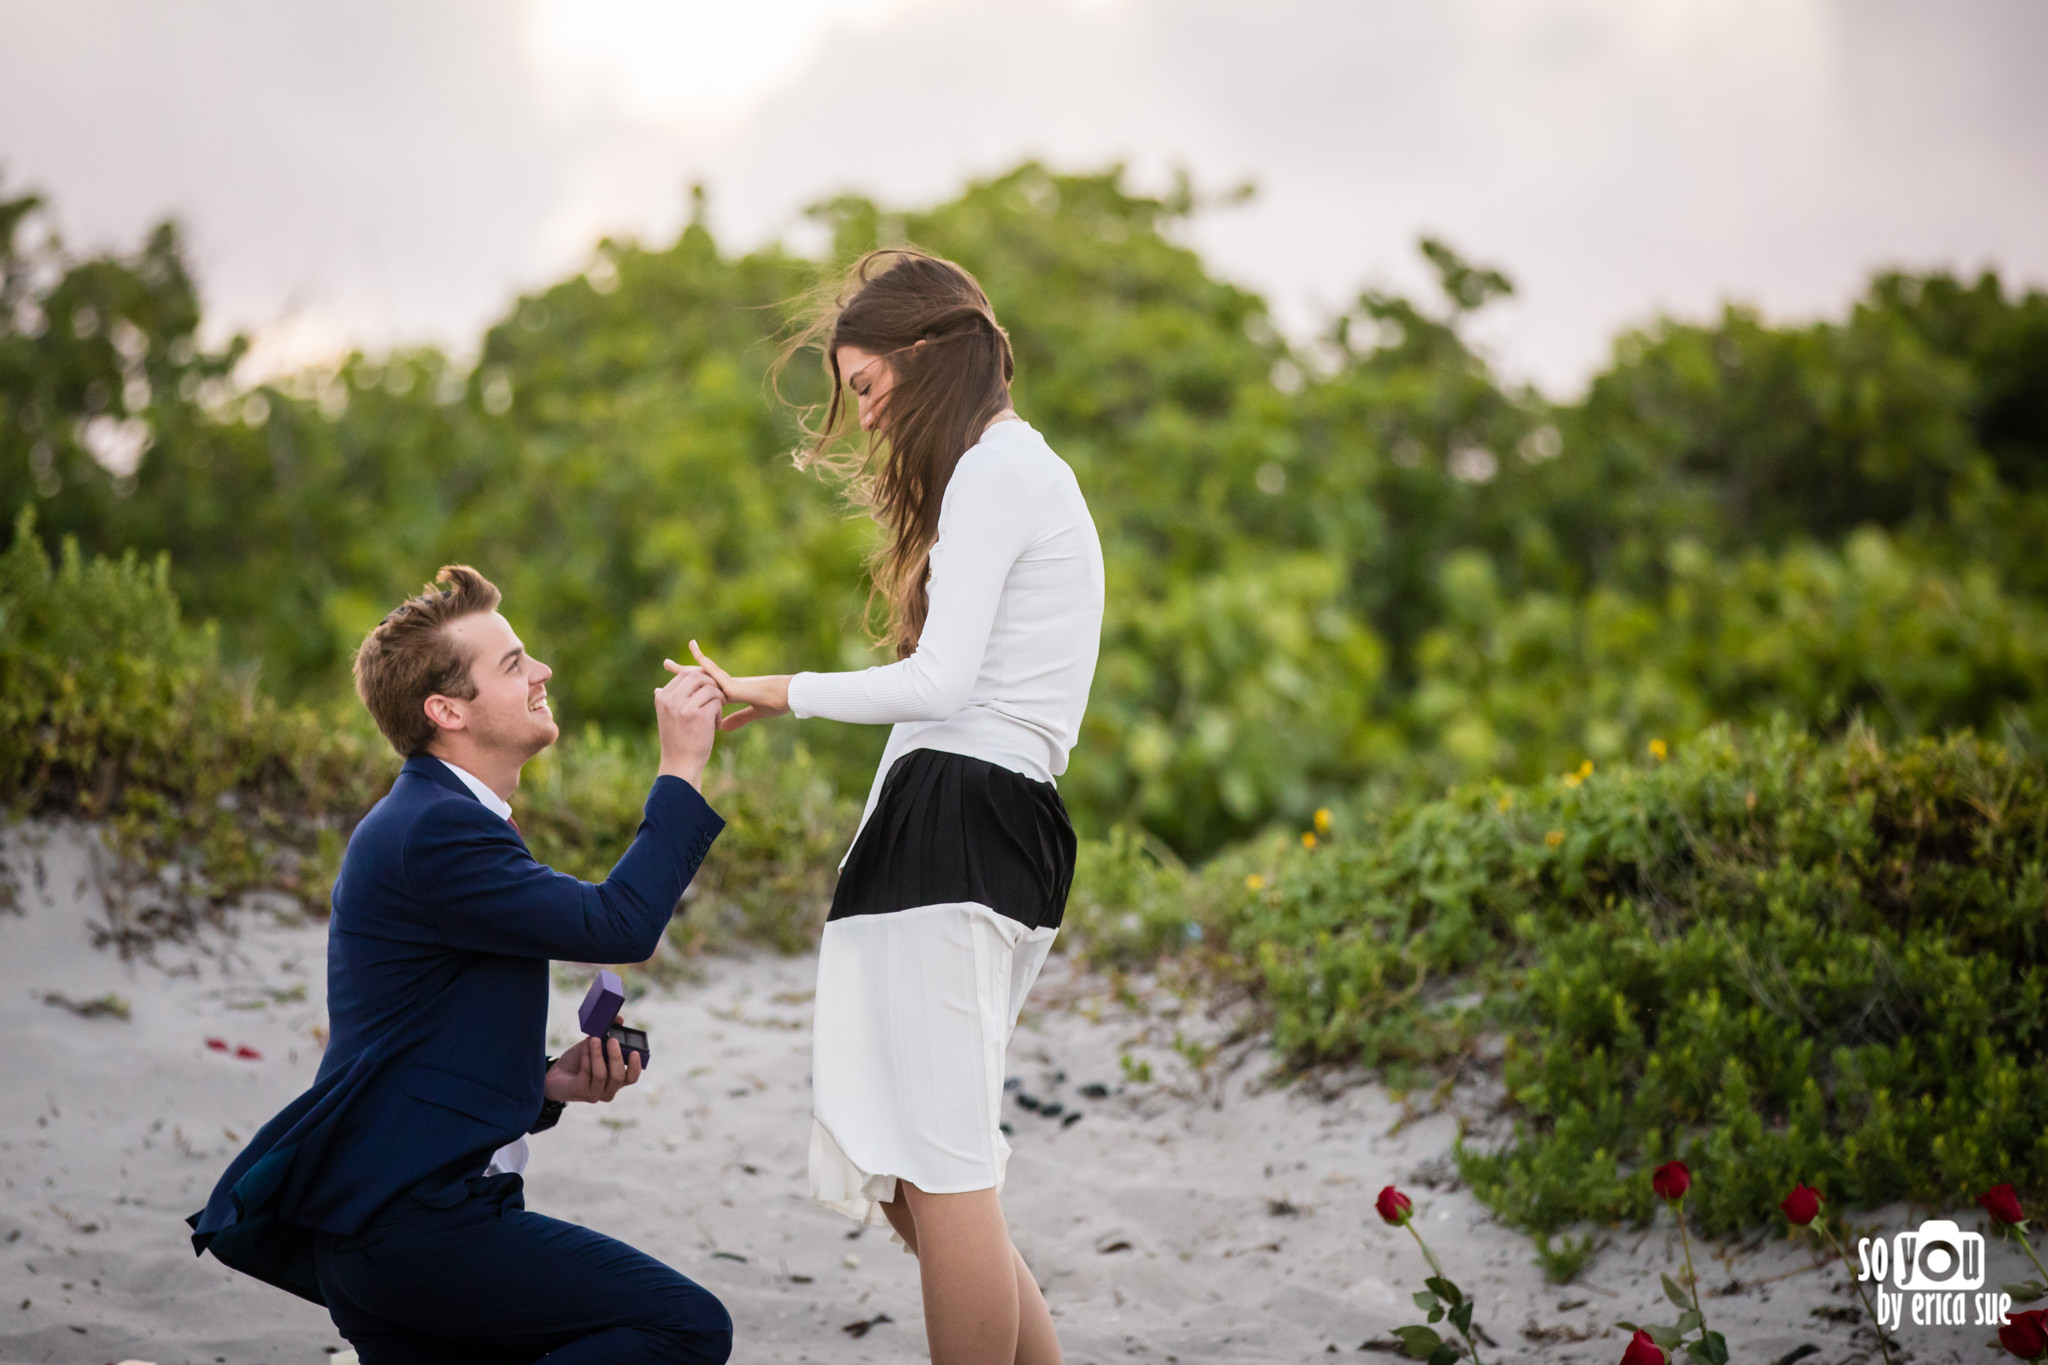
xmin=1892 ymin=1220 xmax=1985 ymax=1292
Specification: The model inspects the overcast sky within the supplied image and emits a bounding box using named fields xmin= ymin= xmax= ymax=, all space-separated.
xmin=3 ymin=0 xmax=2043 ymax=393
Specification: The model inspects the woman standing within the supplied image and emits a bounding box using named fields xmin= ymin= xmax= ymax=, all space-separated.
xmin=688 ymin=249 xmax=1102 ymax=1365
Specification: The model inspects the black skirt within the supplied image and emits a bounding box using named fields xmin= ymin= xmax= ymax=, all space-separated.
xmin=828 ymin=748 xmax=1076 ymax=932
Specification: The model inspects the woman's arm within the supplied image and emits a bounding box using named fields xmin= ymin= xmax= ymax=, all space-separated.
xmin=693 ymin=451 xmax=1035 ymax=730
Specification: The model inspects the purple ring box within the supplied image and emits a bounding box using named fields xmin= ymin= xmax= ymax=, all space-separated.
xmin=578 ymin=969 xmax=651 ymax=1068
xmin=578 ymin=969 xmax=625 ymax=1038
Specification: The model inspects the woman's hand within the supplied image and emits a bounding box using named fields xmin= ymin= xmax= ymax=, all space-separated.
xmin=682 ymin=640 xmax=792 ymax=732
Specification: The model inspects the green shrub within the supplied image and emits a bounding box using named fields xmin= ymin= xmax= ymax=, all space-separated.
xmin=1402 ymin=530 xmax=2048 ymax=792
xmin=1066 ymin=722 xmax=2048 ymax=1232
xmin=0 ymin=509 xmax=390 ymax=939
xmin=0 ymin=515 xmax=859 ymax=955
xmin=1465 ymin=724 xmax=2048 ymax=1234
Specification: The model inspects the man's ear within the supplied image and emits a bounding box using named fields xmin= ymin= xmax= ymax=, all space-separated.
xmin=422 ymin=693 xmax=467 ymax=734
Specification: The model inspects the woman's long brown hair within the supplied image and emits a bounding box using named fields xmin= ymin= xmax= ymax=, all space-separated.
xmin=776 ymin=249 xmax=1014 ymax=658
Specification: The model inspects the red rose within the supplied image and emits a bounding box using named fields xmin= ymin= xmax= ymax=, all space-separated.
xmin=1779 ymin=1184 xmax=1822 ymax=1226
xmin=2000 ymin=1308 xmax=2048 ymax=1360
xmin=1376 ymin=1185 xmax=1413 ymax=1226
xmin=1619 ymin=1328 xmax=1666 ymax=1365
xmin=1982 ymin=1184 xmax=2028 ymax=1227
xmin=1650 ymin=1161 xmax=1690 ymax=1201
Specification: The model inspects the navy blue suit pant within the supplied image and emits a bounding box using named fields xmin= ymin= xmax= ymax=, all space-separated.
xmin=313 ymin=1174 xmax=731 ymax=1365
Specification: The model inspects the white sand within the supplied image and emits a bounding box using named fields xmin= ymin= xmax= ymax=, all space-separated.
xmin=0 ymin=820 xmax=1993 ymax=1363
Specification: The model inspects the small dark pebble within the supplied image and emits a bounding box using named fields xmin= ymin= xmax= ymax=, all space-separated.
xmin=1267 ymin=1198 xmax=1304 ymax=1217
xmin=710 ymin=1251 xmax=748 ymax=1263
xmin=999 ymin=1121 xmax=1014 ymax=1135
xmin=1062 ymin=1111 xmax=1084 ymax=1127
xmin=68 ymin=1325 xmax=85 ymax=1334
xmin=1053 ymin=1070 xmax=1066 ymax=1084
xmin=1770 ymin=1347 xmax=1821 ymax=1365
xmin=842 ymin=1312 xmax=893 ymax=1339
xmin=1039 ymin=1102 xmax=1064 ymax=1119
xmin=844 ymin=1229 xmax=862 ymax=1240
xmin=1359 ymin=1337 xmax=1405 ymax=1354
xmin=1015 ymin=1093 xmax=1042 ymax=1112
xmin=1810 ymin=1306 xmax=1860 ymax=1324
xmin=1078 ymin=1082 xmax=1110 ymax=1100
xmin=1557 ymin=1299 xmax=1588 ymax=1311
xmin=1004 ymin=1076 xmax=1020 ymax=1092
xmin=790 ymin=1274 xmax=813 ymax=1284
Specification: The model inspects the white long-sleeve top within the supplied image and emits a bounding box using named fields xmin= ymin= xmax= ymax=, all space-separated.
xmin=789 ymin=419 xmax=1105 ymax=842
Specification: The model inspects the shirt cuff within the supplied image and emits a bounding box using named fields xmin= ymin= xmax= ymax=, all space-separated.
xmin=787 ymin=672 xmax=818 ymax=719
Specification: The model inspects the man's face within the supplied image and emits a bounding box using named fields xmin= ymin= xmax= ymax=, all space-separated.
xmin=432 ymin=611 xmax=558 ymax=760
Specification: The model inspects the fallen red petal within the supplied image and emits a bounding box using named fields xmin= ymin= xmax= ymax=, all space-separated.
xmin=206 ymin=1038 xmax=229 ymax=1052
xmin=234 ymin=1045 xmax=262 ymax=1061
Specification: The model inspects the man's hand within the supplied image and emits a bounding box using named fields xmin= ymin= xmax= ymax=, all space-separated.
xmin=654 ymin=660 xmax=722 ymax=789
xmin=685 ymin=640 xmax=792 ymax=733
xmin=544 ymin=1031 xmax=641 ymax=1105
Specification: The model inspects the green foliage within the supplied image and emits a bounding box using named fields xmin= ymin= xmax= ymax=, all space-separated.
xmin=0 ymin=508 xmax=391 ymax=939
xmin=8 ymin=168 xmax=2048 ymax=855
xmin=1532 ymin=1231 xmax=1598 ymax=1284
xmin=1402 ymin=530 xmax=2048 ymax=789
xmin=1064 ymin=724 xmax=2048 ymax=1233
xmin=0 ymin=519 xmax=857 ymax=955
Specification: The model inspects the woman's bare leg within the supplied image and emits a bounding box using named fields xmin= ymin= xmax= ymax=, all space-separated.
xmin=880 ymin=1190 xmax=919 ymax=1254
xmin=896 ymin=1182 xmax=1062 ymax=1365
xmin=1012 ymin=1245 xmax=1061 ymax=1365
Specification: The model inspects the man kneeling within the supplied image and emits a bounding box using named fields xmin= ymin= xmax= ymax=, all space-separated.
xmin=190 ymin=565 xmax=732 ymax=1364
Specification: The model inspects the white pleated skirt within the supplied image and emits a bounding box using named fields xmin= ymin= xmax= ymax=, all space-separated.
xmin=809 ymin=900 xmax=1057 ymax=1230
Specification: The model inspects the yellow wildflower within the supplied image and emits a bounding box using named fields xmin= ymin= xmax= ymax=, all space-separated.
xmin=1314 ymin=807 xmax=1332 ymax=834
xmin=1577 ymin=759 xmax=1594 ymax=779
xmin=1497 ymin=793 xmax=1513 ymax=813
xmin=1245 ymin=873 xmax=1266 ymax=892
xmin=1544 ymin=830 xmax=1565 ymax=848
xmin=1301 ymin=831 xmax=1317 ymax=850
xmin=1649 ymin=738 xmax=1668 ymax=761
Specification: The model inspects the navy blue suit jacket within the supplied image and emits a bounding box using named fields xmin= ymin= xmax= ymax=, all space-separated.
xmin=189 ymin=755 xmax=722 ymax=1303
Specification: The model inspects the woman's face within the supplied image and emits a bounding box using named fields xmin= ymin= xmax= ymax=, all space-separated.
xmin=836 ymin=345 xmax=896 ymax=433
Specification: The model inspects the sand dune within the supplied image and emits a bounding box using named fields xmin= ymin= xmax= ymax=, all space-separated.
xmin=1 ymin=821 xmax=1977 ymax=1363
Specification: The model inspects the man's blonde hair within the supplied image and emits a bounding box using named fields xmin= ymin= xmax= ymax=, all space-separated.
xmin=352 ymin=565 xmax=502 ymax=757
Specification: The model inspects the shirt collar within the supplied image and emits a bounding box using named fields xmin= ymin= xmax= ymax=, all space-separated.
xmin=435 ymin=757 xmax=513 ymax=823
